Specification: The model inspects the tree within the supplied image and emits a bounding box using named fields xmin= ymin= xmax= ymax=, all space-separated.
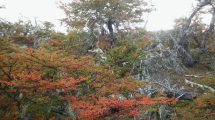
xmin=32 ymin=21 xmax=55 ymax=48
xmin=60 ymin=0 xmax=152 ymax=50
xmin=0 ymin=19 xmax=34 ymax=37
xmin=0 ymin=20 xmax=14 ymax=36
xmin=177 ymin=0 xmax=215 ymax=65
xmin=0 ymin=18 xmax=57 ymax=48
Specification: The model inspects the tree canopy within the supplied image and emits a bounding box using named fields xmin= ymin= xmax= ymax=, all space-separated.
xmin=60 ymin=0 xmax=152 ymax=46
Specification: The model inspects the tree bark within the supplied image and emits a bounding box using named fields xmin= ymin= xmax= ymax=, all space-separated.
xmin=201 ymin=8 xmax=215 ymax=49
xmin=82 ymin=19 xmax=98 ymax=54
xmin=178 ymin=0 xmax=211 ymax=66
xmin=107 ymin=19 xmax=115 ymax=47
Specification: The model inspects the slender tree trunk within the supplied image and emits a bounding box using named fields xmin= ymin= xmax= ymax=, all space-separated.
xmin=107 ymin=19 xmax=115 ymax=47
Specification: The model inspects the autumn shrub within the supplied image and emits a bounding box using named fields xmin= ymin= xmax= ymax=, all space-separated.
xmin=198 ymin=51 xmax=215 ymax=70
xmin=172 ymin=94 xmax=215 ymax=120
xmin=0 ymin=43 xmax=95 ymax=118
xmin=0 ymin=36 xmax=11 ymax=51
xmin=0 ymin=96 xmax=19 ymax=119
xmin=106 ymin=40 xmax=141 ymax=78
xmin=62 ymin=31 xmax=87 ymax=55
xmin=195 ymin=93 xmax=215 ymax=109
xmin=0 ymin=41 xmax=176 ymax=119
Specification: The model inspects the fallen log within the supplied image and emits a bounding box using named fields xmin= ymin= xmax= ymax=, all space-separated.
xmin=185 ymin=79 xmax=215 ymax=93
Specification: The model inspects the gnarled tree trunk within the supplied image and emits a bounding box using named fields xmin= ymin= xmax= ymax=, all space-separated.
xmin=178 ymin=0 xmax=212 ymax=66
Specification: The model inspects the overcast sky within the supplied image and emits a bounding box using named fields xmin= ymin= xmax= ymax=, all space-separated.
xmin=0 ymin=0 xmax=199 ymax=33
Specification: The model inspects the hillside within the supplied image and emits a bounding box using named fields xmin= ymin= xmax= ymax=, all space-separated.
xmin=0 ymin=0 xmax=215 ymax=120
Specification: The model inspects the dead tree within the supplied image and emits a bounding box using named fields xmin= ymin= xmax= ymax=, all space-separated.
xmin=82 ymin=19 xmax=99 ymax=54
xmin=178 ymin=0 xmax=214 ymax=65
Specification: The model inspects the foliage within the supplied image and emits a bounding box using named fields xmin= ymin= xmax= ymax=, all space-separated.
xmin=0 ymin=37 xmax=12 ymax=51
xmin=50 ymin=32 xmax=66 ymax=41
xmin=63 ymin=31 xmax=88 ymax=55
xmin=196 ymin=77 xmax=215 ymax=89
xmin=198 ymin=51 xmax=215 ymax=70
xmin=0 ymin=43 xmax=90 ymax=118
xmin=0 ymin=19 xmax=56 ymax=48
xmin=0 ymin=40 xmax=176 ymax=119
xmin=0 ymin=20 xmax=33 ymax=36
xmin=64 ymin=96 xmax=176 ymax=119
xmin=106 ymin=40 xmax=140 ymax=77
xmin=60 ymin=0 xmax=153 ymax=48
xmin=208 ymin=34 xmax=215 ymax=53
xmin=195 ymin=93 xmax=215 ymax=110
xmin=34 ymin=21 xmax=54 ymax=38
xmin=0 ymin=96 xmax=19 ymax=119
xmin=60 ymin=0 xmax=152 ymax=31
xmin=1 ymin=1 xmax=215 ymax=119
xmin=172 ymin=94 xmax=215 ymax=120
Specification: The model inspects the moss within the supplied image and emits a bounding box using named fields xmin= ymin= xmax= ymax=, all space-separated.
xmin=199 ymin=52 xmax=215 ymax=70
xmin=196 ymin=77 xmax=215 ymax=89
xmin=173 ymin=100 xmax=194 ymax=108
xmin=27 ymin=104 xmax=47 ymax=115
xmin=120 ymin=87 xmax=132 ymax=98
xmin=26 ymin=95 xmax=64 ymax=118
xmin=106 ymin=40 xmax=141 ymax=78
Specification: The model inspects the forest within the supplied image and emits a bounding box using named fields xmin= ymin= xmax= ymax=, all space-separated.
xmin=0 ymin=0 xmax=215 ymax=120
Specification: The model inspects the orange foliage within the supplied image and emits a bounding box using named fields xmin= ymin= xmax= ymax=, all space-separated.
xmin=0 ymin=44 xmax=177 ymax=119
xmin=0 ymin=48 xmax=88 ymax=95
xmin=63 ymin=96 xmax=176 ymax=119
xmin=195 ymin=94 xmax=215 ymax=108
xmin=48 ymin=39 xmax=63 ymax=47
xmin=0 ymin=47 xmax=93 ymax=118
xmin=11 ymin=35 xmax=34 ymax=42
xmin=96 ymin=37 xmax=112 ymax=50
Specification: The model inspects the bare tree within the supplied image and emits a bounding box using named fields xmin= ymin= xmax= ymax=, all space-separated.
xmin=178 ymin=0 xmax=215 ymax=65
